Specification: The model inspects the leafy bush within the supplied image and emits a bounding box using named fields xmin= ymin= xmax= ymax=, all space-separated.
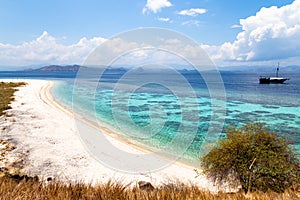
xmin=200 ymin=122 xmax=300 ymax=193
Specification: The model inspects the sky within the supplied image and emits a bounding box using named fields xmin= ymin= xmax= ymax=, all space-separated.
xmin=0 ymin=0 xmax=300 ymax=68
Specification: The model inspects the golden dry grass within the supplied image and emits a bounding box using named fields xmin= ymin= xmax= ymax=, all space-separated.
xmin=0 ymin=81 xmax=26 ymax=115
xmin=0 ymin=176 xmax=299 ymax=200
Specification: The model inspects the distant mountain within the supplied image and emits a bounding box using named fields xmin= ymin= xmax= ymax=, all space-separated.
xmin=17 ymin=64 xmax=300 ymax=73
xmin=24 ymin=65 xmax=131 ymax=73
xmin=219 ymin=65 xmax=300 ymax=73
xmin=25 ymin=65 xmax=87 ymax=72
xmin=104 ymin=66 xmax=128 ymax=73
xmin=284 ymin=65 xmax=300 ymax=72
xmin=0 ymin=65 xmax=44 ymax=71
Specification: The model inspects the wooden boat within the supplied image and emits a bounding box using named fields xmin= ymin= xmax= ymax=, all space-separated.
xmin=259 ymin=63 xmax=289 ymax=84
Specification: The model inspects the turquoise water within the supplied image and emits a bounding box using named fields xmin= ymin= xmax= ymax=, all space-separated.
xmin=51 ymin=72 xmax=300 ymax=163
xmin=1 ymin=70 xmax=298 ymax=163
xmin=52 ymin=80 xmax=210 ymax=162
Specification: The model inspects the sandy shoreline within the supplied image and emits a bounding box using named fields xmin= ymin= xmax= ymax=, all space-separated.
xmin=0 ymin=79 xmax=228 ymax=191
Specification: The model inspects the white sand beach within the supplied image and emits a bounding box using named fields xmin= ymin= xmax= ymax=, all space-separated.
xmin=0 ymin=79 xmax=225 ymax=191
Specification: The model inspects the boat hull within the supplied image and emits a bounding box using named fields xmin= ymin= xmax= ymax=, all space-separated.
xmin=259 ymin=77 xmax=289 ymax=84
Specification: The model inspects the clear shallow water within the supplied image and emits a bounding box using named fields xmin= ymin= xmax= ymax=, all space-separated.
xmin=1 ymin=70 xmax=300 ymax=162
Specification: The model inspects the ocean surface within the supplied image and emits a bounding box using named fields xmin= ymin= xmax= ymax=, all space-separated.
xmin=1 ymin=70 xmax=300 ymax=163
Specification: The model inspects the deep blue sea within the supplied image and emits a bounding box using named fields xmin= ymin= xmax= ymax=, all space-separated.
xmin=1 ymin=70 xmax=300 ymax=163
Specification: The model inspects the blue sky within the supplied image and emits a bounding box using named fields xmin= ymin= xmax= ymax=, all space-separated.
xmin=0 ymin=0 xmax=299 ymax=67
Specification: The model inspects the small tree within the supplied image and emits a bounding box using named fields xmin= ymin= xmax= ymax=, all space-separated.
xmin=200 ymin=122 xmax=300 ymax=193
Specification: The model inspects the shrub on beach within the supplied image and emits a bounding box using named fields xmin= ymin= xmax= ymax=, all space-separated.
xmin=200 ymin=122 xmax=300 ymax=193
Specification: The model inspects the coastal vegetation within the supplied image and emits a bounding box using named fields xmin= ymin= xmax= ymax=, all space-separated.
xmin=0 ymin=176 xmax=299 ymax=200
xmin=0 ymin=82 xmax=26 ymax=115
xmin=201 ymin=122 xmax=300 ymax=193
xmin=0 ymin=82 xmax=300 ymax=199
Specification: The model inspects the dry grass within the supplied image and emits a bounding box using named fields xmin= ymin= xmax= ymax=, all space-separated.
xmin=0 ymin=82 xmax=26 ymax=115
xmin=0 ymin=176 xmax=299 ymax=200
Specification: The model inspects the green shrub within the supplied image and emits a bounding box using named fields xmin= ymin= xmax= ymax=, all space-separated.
xmin=200 ymin=122 xmax=300 ymax=193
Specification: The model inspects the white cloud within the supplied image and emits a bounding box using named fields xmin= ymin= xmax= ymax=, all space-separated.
xmin=85 ymin=35 xmax=213 ymax=68
xmin=84 ymin=37 xmax=147 ymax=66
xmin=157 ymin=17 xmax=171 ymax=22
xmin=230 ymin=24 xmax=242 ymax=29
xmin=142 ymin=0 xmax=172 ymax=14
xmin=181 ymin=20 xmax=201 ymax=27
xmin=0 ymin=31 xmax=106 ymax=66
xmin=0 ymin=31 xmax=214 ymax=68
xmin=204 ymin=0 xmax=300 ymax=64
xmin=178 ymin=8 xmax=206 ymax=16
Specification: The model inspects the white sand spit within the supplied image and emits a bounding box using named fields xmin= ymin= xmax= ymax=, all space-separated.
xmin=0 ymin=79 xmax=230 ymax=192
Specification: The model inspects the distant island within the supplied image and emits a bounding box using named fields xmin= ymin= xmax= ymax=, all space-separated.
xmin=219 ymin=65 xmax=300 ymax=73
xmin=19 ymin=64 xmax=300 ymax=73
xmin=24 ymin=65 xmax=129 ymax=73
xmin=25 ymin=65 xmax=87 ymax=72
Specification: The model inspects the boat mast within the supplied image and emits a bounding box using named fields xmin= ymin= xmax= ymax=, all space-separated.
xmin=276 ymin=62 xmax=279 ymax=77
